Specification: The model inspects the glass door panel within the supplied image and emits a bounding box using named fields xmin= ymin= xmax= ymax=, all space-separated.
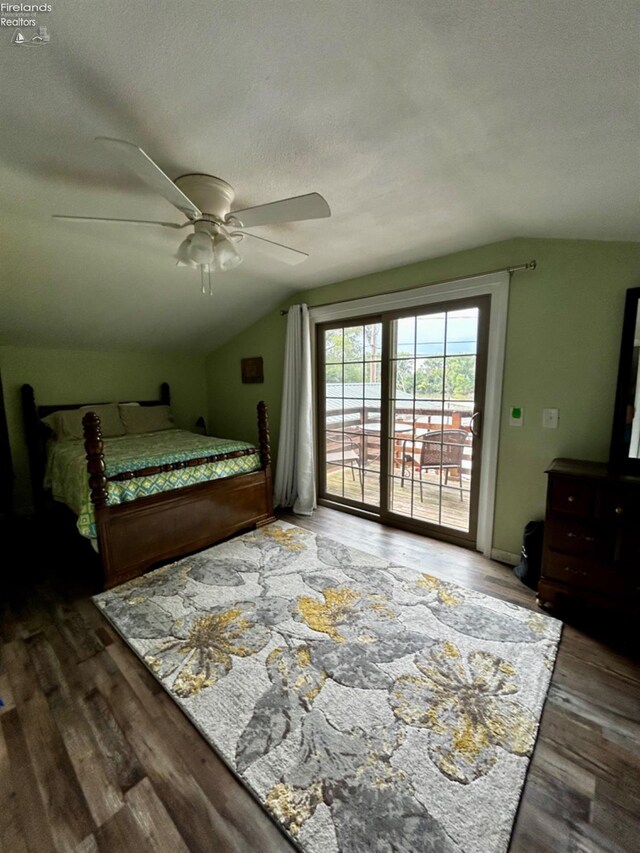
xmin=317 ymin=297 xmax=489 ymax=547
xmin=319 ymin=319 xmax=383 ymax=510
xmin=386 ymin=302 xmax=486 ymax=540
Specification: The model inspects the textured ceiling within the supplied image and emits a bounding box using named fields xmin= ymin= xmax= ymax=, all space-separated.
xmin=0 ymin=0 xmax=638 ymax=352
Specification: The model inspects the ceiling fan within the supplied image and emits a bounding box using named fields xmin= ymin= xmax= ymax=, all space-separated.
xmin=53 ymin=138 xmax=331 ymax=294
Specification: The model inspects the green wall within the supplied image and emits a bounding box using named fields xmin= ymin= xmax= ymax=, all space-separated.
xmin=4 ymin=237 xmax=638 ymax=552
xmin=205 ymin=237 xmax=640 ymax=556
xmin=1 ymin=345 xmax=207 ymax=512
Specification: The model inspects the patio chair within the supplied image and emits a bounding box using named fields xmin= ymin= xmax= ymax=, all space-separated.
xmin=400 ymin=429 xmax=468 ymax=500
xmin=325 ymin=430 xmax=363 ymax=484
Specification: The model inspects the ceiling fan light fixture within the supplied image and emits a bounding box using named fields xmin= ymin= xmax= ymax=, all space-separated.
xmin=54 ymin=139 xmax=330 ymax=294
xmin=214 ymin=233 xmax=243 ymax=272
xmin=187 ymin=230 xmax=215 ymax=266
xmin=175 ymin=234 xmax=198 ymax=267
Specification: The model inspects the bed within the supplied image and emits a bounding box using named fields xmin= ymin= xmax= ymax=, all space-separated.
xmin=22 ymin=382 xmax=276 ymax=590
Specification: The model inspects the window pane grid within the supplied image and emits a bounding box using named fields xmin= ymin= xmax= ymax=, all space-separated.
xmin=322 ymin=306 xmax=478 ymax=534
xmin=322 ymin=322 xmax=382 ymax=509
xmin=383 ymin=306 xmax=476 ymax=533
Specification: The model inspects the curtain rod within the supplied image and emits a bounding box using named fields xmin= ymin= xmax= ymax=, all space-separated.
xmin=279 ymin=259 xmax=537 ymax=315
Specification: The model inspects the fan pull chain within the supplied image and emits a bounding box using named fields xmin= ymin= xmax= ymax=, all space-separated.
xmin=208 ymin=266 xmax=213 ymax=296
xmin=200 ymin=266 xmax=206 ymax=295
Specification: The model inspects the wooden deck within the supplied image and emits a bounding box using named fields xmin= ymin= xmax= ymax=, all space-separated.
xmin=325 ymin=463 xmax=471 ymax=531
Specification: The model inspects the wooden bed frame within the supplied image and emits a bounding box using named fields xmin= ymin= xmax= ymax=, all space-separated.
xmin=22 ymin=382 xmax=276 ymax=590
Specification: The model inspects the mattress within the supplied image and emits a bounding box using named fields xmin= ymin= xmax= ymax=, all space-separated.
xmin=44 ymin=428 xmax=261 ymax=539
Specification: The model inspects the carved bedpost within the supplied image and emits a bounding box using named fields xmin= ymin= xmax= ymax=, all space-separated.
xmin=21 ymin=383 xmax=45 ymax=514
xmin=160 ymin=382 xmax=171 ymax=407
xmin=257 ymin=401 xmax=275 ymax=523
xmin=257 ymin=401 xmax=271 ymax=470
xmin=83 ymin=412 xmax=108 ymax=509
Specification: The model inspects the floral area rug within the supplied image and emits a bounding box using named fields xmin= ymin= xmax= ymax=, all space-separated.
xmin=93 ymin=521 xmax=562 ymax=853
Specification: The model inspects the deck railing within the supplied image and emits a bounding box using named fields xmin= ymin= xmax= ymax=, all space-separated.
xmin=325 ymin=403 xmax=474 ymax=431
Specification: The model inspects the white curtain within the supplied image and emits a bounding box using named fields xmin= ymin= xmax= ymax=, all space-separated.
xmin=274 ymin=304 xmax=316 ymax=515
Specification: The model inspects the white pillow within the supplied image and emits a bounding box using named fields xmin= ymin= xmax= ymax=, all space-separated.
xmin=119 ymin=404 xmax=174 ymax=434
xmin=42 ymin=403 xmax=125 ymax=440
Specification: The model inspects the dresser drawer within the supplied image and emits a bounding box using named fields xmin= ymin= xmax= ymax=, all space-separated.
xmin=545 ymin=517 xmax=611 ymax=560
xmin=549 ymin=476 xmax=598 ymax=518
xmin=542 ymin=551 xmax=631 ymax=594
xmin=618 ymin=530 xmax=640 ymax=565
xmin=543 ymin=460 xmax=640 ymax=612
xmin=602 ymin=487 xmax=640 ymax=522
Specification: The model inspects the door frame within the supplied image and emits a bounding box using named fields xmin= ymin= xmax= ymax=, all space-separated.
xmin=309 ymin=270 xmax=510 ymax=557
xmin=316 ymin=312 xmax=384 ymax=515
xmin=380 ymin=294 xmax=490 ymax=547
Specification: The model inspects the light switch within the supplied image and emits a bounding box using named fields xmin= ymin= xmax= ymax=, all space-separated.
xmin=509 ymin=406 xmax=524 ymax=427
xmin=543 ymin=408 xmax=559 ymax=429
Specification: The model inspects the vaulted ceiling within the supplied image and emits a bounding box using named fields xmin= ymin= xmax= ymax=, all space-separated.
xmin=1 ymin=1 xmax=638 ymax=352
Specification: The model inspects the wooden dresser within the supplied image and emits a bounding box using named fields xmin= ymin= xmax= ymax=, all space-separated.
xmin=539 ymin=458 xmax=640 ymax=613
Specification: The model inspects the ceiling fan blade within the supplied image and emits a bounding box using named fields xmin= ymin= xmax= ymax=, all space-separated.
xmin=52 ymin=215 xmax=186 ymax=228
xmin=228 ymin=192 xmax=330 ymax=228
xmin=236 ymin=231 xmax=309 ymax=266
xmin=95 ymin=137 xmax=201 ymax=220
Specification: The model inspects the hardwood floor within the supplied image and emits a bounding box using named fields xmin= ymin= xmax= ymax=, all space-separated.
xmin=1 ymin=508 xmax=638 ymax=852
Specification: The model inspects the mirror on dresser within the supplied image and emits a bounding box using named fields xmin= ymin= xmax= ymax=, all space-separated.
xmin=610 ymin=286 xmax=640 ymax=474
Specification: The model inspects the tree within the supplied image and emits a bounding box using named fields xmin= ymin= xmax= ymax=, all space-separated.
xmin=323 ymin=327 xmax=475 ymax=401
xmin=444 ymin=356 xmax=476 ymax=400
xmin=395 ymin=356 xmax=475 ymax=400
xmin=324 ymin=324 xmax=381 ymax=383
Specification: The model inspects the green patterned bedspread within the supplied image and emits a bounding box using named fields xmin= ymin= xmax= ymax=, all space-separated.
xmin=44 ymin=429 xmax=261 ymax=539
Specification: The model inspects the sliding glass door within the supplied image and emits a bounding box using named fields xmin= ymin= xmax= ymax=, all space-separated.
xmin=318 ymin=318 xmax=383 ymax=511
xmin=317 ymin=296 xmax=490 ymax=548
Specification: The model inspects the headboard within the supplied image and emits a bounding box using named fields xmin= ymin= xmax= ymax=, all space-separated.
xmin=21 ymin=382 xmax=170 ymax=512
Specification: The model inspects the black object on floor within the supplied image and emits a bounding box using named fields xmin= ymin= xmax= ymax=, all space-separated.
xmin=514 ymin=520 xmax=544 ymax=590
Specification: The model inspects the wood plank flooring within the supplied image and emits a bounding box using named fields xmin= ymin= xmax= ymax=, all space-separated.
xmin=1 ymin=508 xmax=638 ymax=852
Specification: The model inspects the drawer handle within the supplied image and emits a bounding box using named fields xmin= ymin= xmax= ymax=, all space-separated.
xmin=567 ymin=496 xmax=575 ymax=503
xmin=562 ymin=565 xmax=588 ymax=577
xmin=566 ymin=532 xmax=596 ymax=542
xmin=615 ymin=506 xmax=623 ymax=516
